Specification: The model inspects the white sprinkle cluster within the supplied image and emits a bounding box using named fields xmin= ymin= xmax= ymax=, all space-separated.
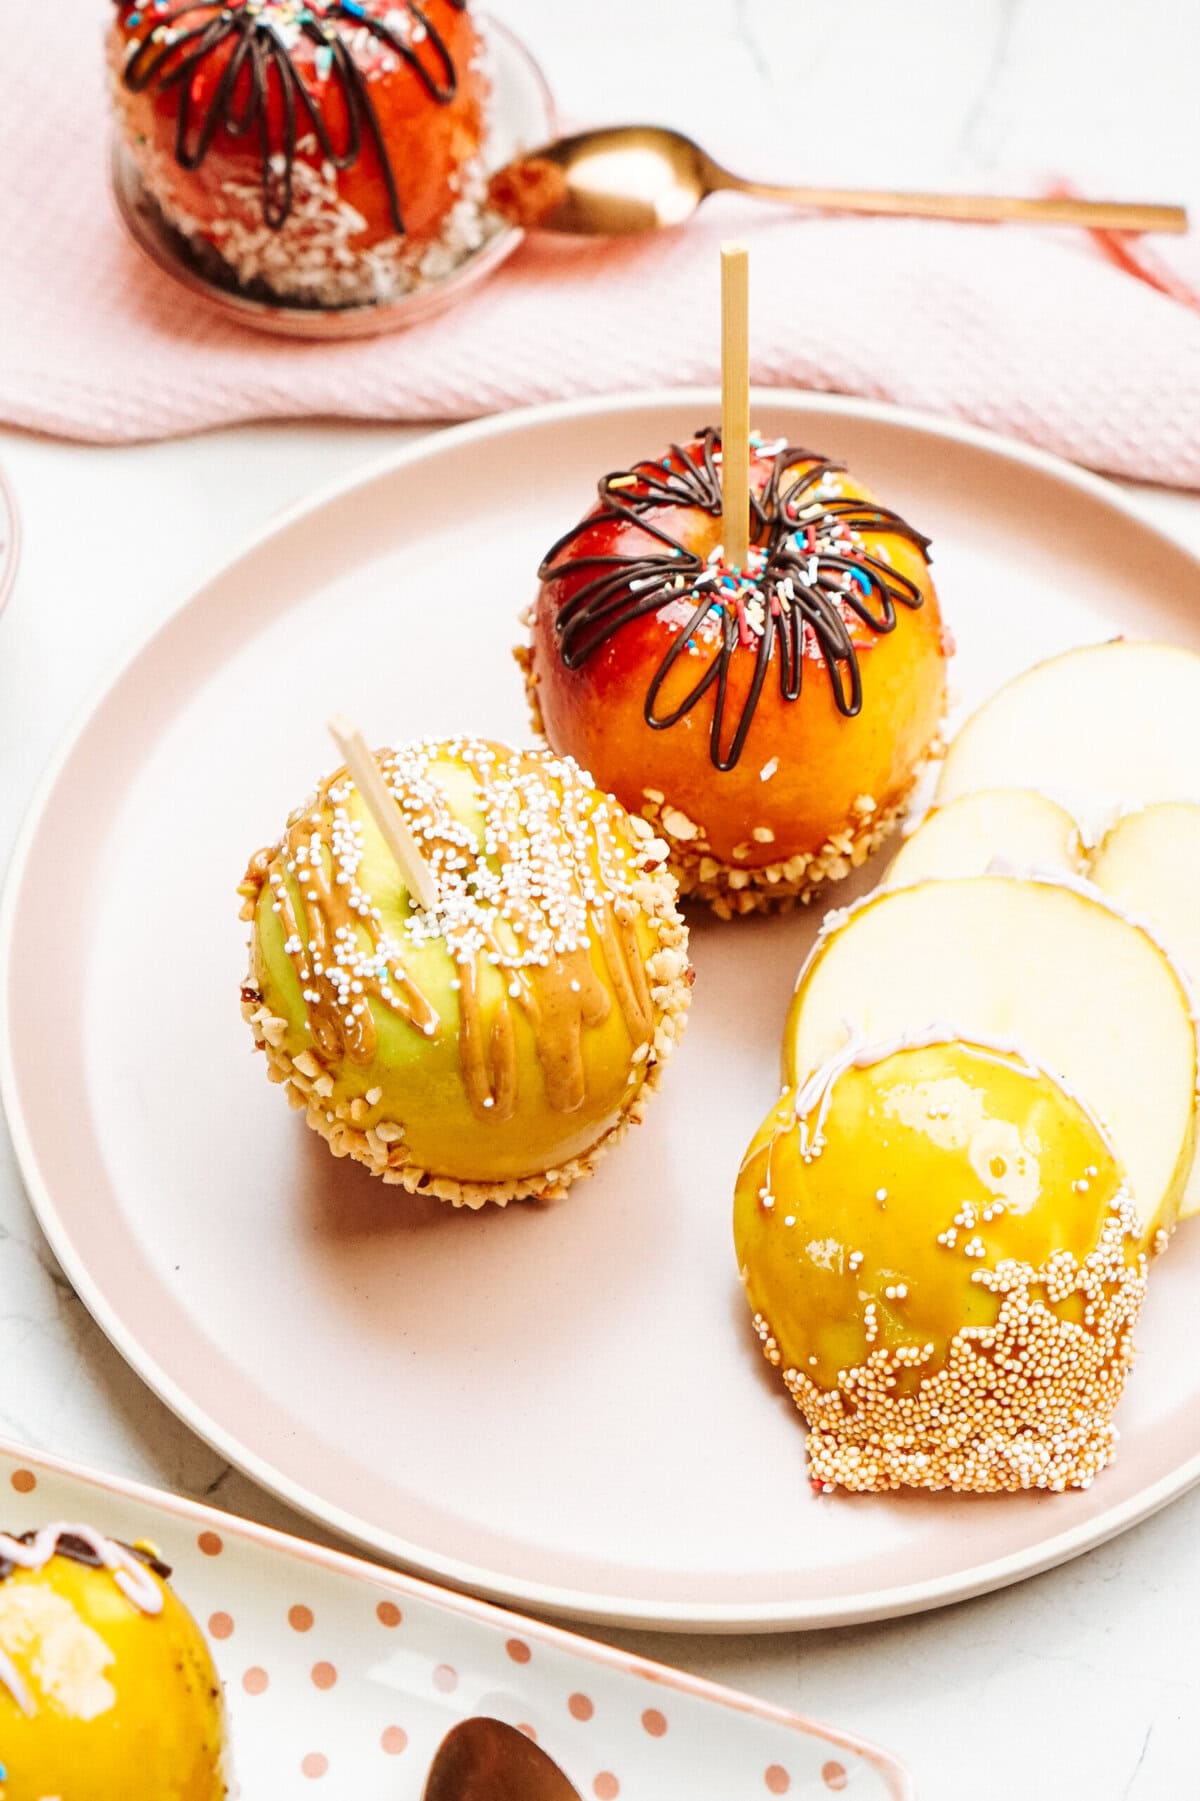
xmin=380 ymin=739 xmax=643 ymax=971
xmin=269 ymin=739 xmax=653 ymax=1047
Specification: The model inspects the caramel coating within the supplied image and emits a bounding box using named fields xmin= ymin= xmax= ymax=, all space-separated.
xmin=240 ymin=738 xmax=691 ymax=1204
xmin=734 ymin=1041 xmax=1147 ymax=1492
xmin=0 ymin=1547 xmax=227 ymax=1799
xmin=524 ymin=439 xmax=949 ymax=914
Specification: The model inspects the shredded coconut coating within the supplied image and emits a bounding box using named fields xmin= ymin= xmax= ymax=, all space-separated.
xmin=108 ymin=29 xmax=500 ymax=308
xmin=752 ymin=1189 xmax=1147 ymax=1493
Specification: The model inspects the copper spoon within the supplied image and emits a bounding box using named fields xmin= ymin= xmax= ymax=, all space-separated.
xmin=422 ymin=1717 xmax=582 ymax=1801
xmin=488 ymin=124 xmax=1187 ymax=237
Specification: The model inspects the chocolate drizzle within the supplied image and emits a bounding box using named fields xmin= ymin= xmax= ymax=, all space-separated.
xmin=0 ymin=1529 xmax=171 ymax=1585
xmin=538 ymin=429 xmax=932 ymax=771
xmin=116 ymin=0 xmax=468 ymax=232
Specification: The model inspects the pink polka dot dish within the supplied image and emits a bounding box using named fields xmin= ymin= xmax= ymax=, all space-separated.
xmin=0 ymin=1435 xmax=910 ymax=1800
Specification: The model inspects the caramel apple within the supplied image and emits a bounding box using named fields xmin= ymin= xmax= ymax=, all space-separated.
xmin=519 ymin=430 xmax=950 ymax=917
xmin=734 ymin=1036 xmax=1147 ymax=1493
xmin=239 ymin=737 xmax=691 ymax=1206
xmin=0 ymin=1524 xmax=228 ymax=1799
xmin=108 ymin=0 xmax=491 ymax=306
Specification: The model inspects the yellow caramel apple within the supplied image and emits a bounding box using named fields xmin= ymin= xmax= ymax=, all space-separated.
xmin=0 ymin=1526 xmax=227 ymax=1800
xmin=734 ymin=1036 xmax=1146 ymax=1493
xmin=240 ymin=737 xmax=691 ymax=1207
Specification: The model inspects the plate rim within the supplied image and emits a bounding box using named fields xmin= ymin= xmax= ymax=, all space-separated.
xmin=0 ymin=1431 xmax=912 ymax=1800
xmin=6 ymin=387 xmax=1200 ymax=1632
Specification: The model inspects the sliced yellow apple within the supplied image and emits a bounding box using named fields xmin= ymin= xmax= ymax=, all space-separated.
xmin=1091 ymin=803 xmax=1200 ymax=1220
xmin=783 ymin=874 xmax=1197 ymax=1241
xmin=937 ymin=642 xmax=1200 ymax=833
xmin=885 ymin=789 xmax=1084 ymax=889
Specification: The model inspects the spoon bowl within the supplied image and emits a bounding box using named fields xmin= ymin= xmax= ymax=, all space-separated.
xmin=488 ymin=123 xmax=1187 ymax=237
xmin=423 ymin=1717 xmax=582 ymax=1801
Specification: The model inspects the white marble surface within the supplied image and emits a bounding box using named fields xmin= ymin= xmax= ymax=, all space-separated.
xmin=2 ymin=3 xmax=1199 ymax=1796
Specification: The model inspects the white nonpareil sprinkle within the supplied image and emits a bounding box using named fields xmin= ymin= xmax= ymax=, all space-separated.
xmin=266 ymin=739 xmax=658 ymax=1048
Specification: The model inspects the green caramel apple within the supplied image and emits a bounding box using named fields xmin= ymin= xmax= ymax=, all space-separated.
xmin=240 ymin=738 xmax=691 ymax=1206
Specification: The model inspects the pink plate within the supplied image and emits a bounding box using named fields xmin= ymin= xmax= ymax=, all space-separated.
xmin=5 ymin=391 xmax=1200 ymax=1630
xmin=0 ymin=1435 xmax=910 ymax=1798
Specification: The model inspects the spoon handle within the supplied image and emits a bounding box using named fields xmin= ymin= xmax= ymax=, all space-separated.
xmin=706 ymin=165 xmax=1187 ymax=234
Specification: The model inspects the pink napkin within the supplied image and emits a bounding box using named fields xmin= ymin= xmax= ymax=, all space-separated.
xmin=5 ymin=6 xmax=1200 ymax=487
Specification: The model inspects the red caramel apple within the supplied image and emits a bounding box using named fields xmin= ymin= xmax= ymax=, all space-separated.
xmin=519 ymin=431 xmax=950 ymax=916
xmin=109 ymin=0 xmax=489 ymax=306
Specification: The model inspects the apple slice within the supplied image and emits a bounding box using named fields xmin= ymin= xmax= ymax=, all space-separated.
xmin=885 ymin=789 xmax=1083 ymax=889
xmin=1091 ymin=803 xmax=1200 ymax=1220
xmin=1090 ymin=803 xmax=1200 ymax=982
xmin=937 ymin=642 xmax=1200 ymax=837
xmin=783 ymin=874 xmax=1197 ymax=1241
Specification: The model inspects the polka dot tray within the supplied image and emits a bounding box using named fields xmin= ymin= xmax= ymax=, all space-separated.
xmin=0 ymin=1438 xmax=909 ymax=1799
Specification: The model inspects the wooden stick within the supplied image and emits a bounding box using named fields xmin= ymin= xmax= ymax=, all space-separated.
xmin=327 ymin=716 xmax=439 ymax=912
xmin=720 ymin=242 xmax=751 ymax=570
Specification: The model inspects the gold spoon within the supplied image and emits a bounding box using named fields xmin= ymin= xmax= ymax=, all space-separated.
xmin=488 ymin=124 xmax=1187 ymax=237
xmin=422 ymin=1717 xmax=582 ymax=1801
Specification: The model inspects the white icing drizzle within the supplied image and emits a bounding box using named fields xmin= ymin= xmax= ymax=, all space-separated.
xmin=793 ymin=1023 xmax=1116 ymax=1163
xmin=0 ymin=1524 xmax=164 ymax=1718
xmin=0 ymin=1523 xmax=164 ymax=1615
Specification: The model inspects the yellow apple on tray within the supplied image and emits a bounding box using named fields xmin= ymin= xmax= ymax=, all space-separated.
xmin=0 ymin=1526 xmax=228 ymax=1801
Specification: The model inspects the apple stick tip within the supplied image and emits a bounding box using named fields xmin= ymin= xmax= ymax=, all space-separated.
xmin=325 ymin=715 xmax=439 ymax=912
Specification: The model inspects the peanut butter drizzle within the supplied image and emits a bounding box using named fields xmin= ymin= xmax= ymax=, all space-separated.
xmin=447 ymin=749 xmax=655 ymax=1122
xmin=592 ymin=903 xmax=655 ymax=1045
xmin=455 ymin=937 xmax=616 ymax=1122
xmin=253 ymin=748 xmax=657 ymax=1116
